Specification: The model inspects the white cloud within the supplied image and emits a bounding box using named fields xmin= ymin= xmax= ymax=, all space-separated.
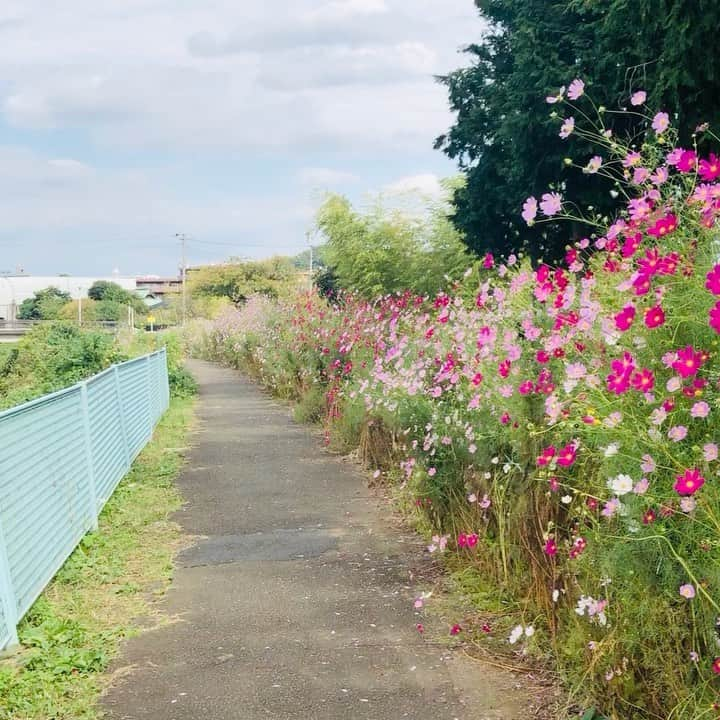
xmin=0 ymin=0 xmax=482 ymax=273
xmin=384 ymin=173 xmax=444 ymax=198
xmin=297 ymin=167 xmax=359 ymax=187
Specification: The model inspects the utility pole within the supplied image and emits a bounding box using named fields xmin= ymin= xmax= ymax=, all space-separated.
xmin=175 ymin=233 xmax=188 ymax=325
xmin=77 ymin=287 xmax=83 ymax=326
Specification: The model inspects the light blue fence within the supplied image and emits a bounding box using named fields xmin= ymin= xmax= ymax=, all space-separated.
xmin=0 ymin=349 xmax=170 ymax=650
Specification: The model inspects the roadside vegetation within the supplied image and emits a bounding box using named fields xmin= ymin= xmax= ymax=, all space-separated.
xmin=0 ymin=323 xmax=195 ymax=409
xmin=191 ymin=86 xmax=720 ymax=718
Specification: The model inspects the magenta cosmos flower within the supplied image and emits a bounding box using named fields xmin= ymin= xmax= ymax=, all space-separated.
xmin=614 ymin=305 xmax=635 ymax=331
xmin=644 ymin=304 xmax=666 ymax=329
xmin=699 ymin=153 xmax=720 ymax=182
xmin=674 ymin=468 xmax=705 ymax=496
xmin=672 ymin=346 xmax=705 ymax=378
xmin=705 ymin=264 xmax=720 ymax=295
xmin=709 ymin=301 xmax=720 ymax=334
xmin=556 ymin=443 xmax=577 ymax=467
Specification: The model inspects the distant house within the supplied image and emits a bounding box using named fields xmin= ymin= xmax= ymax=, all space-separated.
xmin=135 ymin=275 xmax=182 ymax=298
xmin=0 ymin=275 xmax=137 ymax=321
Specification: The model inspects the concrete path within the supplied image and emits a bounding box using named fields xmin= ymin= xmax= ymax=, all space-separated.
xmin=103 ymin=361 xmax=533 ymax=720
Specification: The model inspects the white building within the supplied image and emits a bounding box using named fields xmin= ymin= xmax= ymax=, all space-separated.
xmin=0 ymin=275 xmax=137 ymax=320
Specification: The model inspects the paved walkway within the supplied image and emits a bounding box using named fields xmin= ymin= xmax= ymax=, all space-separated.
xmin=103 ymin=361 xmax=532 ymax=719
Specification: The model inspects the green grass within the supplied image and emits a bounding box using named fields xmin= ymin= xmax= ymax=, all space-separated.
xmin=0 ymin=396 xmax=195 ymax=720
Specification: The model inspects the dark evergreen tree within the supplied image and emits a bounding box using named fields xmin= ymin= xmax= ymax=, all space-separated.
xmin=436 ymin=0 xmax=720 ymax=262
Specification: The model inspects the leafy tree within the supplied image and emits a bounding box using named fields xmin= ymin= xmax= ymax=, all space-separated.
xmin=436 ymin=0 xmax=720 ymax=262
xmin=87 ymin=280 xmax=145 ymax=314
xmin=17 ymin=287 xmax=71 ymax=320
xmin=315 ymin=180 xmax=472 ymax=297
xmin=190 ymin=257 xmax=297 ymax=304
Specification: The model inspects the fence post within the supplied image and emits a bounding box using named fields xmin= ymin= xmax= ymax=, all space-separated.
xmin=79 ymin=383 xmax=99 ymax=531
xmin=113 ymin=365 xmax=131 ymax=470
xmin=0 ymin=513 xmax=19 ymax=649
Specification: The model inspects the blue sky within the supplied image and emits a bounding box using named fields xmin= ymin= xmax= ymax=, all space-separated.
xmin=0 ymin=0 xmax=480 ymax=277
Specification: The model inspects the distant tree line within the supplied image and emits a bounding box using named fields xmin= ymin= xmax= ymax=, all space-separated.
xmin=18 ymin=281 xmax=146 ymax=322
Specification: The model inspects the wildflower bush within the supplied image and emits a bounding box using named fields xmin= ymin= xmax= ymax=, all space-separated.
xmin=196 ymin=83 xmax=720 ymax=719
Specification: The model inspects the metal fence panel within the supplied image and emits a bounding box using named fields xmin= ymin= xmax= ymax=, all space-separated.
xmin=0 ymin=348 xmax=169 ymax=650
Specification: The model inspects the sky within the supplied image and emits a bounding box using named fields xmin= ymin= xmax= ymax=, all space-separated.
xmin=0 ymin=0 xmax=481 ymax=277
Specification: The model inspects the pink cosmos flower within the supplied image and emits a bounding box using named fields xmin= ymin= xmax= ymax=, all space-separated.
xmin=633 ymin=167 xmax=649 ymax=184
xmin=652 ymin=111 xmax=670 ymax=133
xmin=585 ymin=155 xmax=602 ymax=173
xmin=668 ymin=425 xmax=688 ymax=442
xmin=666 ymin=148 xmax=683 ymax=165
xmin=450 ymin=624 xmax=462 ymax=636
xmin=540 ymin=192 xmax=562 ymax=216
xmin=640 ymin=454 xmax=656 ymax=473
xmin=601 ymin=498 xmax=620 ymax=518
xmin=546 ymin=86 xmax=565 ymax=104
xmin=674 ymin=468 xmax=705 ymax=496
xmin=691 ymin=401 xmax=710 ymax=418
xmin=630 ymin=90 xmax=647 ymax=105
xmin=650 ymin=166 xmax=669 ymax=185
xmin=703 ymin=443 xmax=718 ymax=461
xmin=680 ymin=497 xmax=696 ymax=513
xmin=650 ymin=407 xmax=667 ymax=425
xmin=633 ymin=478 xmax=649 ymax=494
xmin=559 ymin=117 xmax=575 ymax=139
xmin=679 ymin=584 xmax=696 ymax=599
xmin=623 ymin=151 xmax=642 ymax=168
xmin=567 ymin=78 xmax=585 ymax=99
xmin=544 ymin=538 xmax=557 ymax=556
xmin=644 ymin=305 xmax=665 ymax=329
xmin=628 ymin=197 xmax=651 ymax=222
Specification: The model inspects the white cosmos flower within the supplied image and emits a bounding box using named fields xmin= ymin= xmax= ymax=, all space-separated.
xmin=607 ymin=474 xmax=633 ymax=496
